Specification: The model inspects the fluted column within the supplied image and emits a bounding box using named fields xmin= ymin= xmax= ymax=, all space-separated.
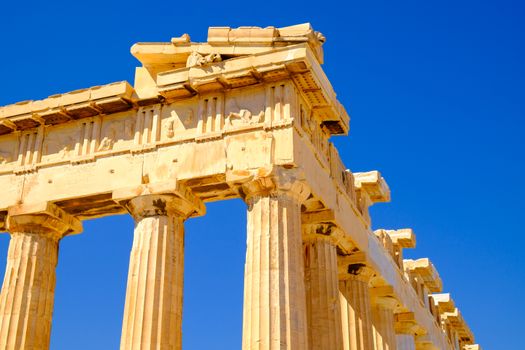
xmin=303 ymin=227 xmax=343 ymax=350
xmin=241 ymin=173 xmax=310 ymax=350
xmin=339 ymin=263 xmax=375 ymax=350
xmin=395 ymin=335 xmax=415 ymax=350
xmin=394 ymin=313 xmax=417 ymax=350
xmin=371 ymin=296 xmax=398 ymax=350
xmin=0 ymin=202 xmax=82 ymax=350
xmin=119 ymin=193 xmax=200 ymax=350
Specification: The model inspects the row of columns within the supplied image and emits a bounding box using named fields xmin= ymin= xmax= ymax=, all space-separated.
xmin=0 ymin=175 xmax=419 ymax=350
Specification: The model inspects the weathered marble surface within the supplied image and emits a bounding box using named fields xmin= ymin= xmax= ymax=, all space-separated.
xmin=0 ymin=23 xmax=479 ymax=350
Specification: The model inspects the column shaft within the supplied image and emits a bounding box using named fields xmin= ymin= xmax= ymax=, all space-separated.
xmin=395 ymin=334 xmax=416 ymax=350
xmin=340 ymin=276 xmax=374 ymax=350
xmin=242 ymin=192 xmax=308 ymax=350
xmin=304 ymin=235 xmax=343 ymax=350
xmin=0 ymin=233 xmax=58 ymax=350
xmin=120 ymin=212 xmax=185 ymax=350
xmin=372 ymin=304 xmax=397 ymax=350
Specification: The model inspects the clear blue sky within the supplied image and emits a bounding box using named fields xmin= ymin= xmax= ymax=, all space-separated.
xmin=0 ymin=1 xmax=523 ymax=349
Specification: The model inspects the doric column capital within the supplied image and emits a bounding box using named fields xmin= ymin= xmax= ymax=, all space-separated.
xmin=302 ymin=222 xmax=338 ymax=244
xmin=338 ymin=251 xmax=376 ymax=282
xmin=6 ymin=202 xmax=82 ymax=240
xmin=240 ymin=168 xmax=310 ymax=203
xmin=301 ymin=210 xmax=356 ymax=253
xmin=125 ymin=194 xmax=197 ymax=220
xmin=372 ymin=295 xmax=399 ymax=310
xmin=341 ymin=264 xmax=375 ymax=282
xmin=370 ymin=285 xmax=399 ymax=310
xmin=394 ymin=312 xmax=420 ymax=335
xmin=113 ymin=181 xmax=205 ymax=220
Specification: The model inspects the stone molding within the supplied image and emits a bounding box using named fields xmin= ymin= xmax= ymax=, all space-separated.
xmin=404 ymin=258 xmax=443 ymax=293
xmin=372 ymin=295 xmax=399 ymax=311
xmin=6 ymin=202 xmax=82 ymax=239
xmin=370 ymin=286 xmax=399 ymax=311
xmin=338 ymin=253 xmax=375 ymax=282
xmin=124 ymin=194 xmax=197 ymax=220
xmin=239 ymin=167 xmax=310 ymax=204
xmin=112 ymin=181 xmax=205 ymax=220
xmin=394 ymin=312 xmax=421 ymax=336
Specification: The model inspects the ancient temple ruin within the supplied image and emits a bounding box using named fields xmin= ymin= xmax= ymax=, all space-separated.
xmin=0 ymin=24 xmax=480 ymax=350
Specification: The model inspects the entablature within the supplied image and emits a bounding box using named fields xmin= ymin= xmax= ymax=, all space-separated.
xmin=354 ymin=170 xmax=391 ymax=203
xmin=131 ymin=23 xmax=348 ymax=136
xmin=375 ymin=228 xmax=416 ymax=269
xmin=431 ymin=293 xmax=456 ymax=313
xmin=146 ymin=44 xmax=348 ymax=135
xmin=404 ymin=258 xmax=443 ymax=293
xmin=133 ymin=23 xmax=325 ymax=71
xmin=0 ymin=82 xmax=134 ymax=134
xmin=431 ymin=293 xmax=475 ymax=347
xmin=385 ymin=228 xmax=416 ymax=248
xmin=442 ymin=308 xmax=474 ymax=347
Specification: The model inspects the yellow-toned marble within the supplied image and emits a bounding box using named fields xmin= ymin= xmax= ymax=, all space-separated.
xmin=0 ymin=23 xmax=479 ymax=350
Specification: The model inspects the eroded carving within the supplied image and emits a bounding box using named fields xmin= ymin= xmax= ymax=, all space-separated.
xmin=166 ymin=120 xmax=175 ymax=138
xmin=99 ymin=118 xmax=135 ymax=151
xmin=59 ymin=145 xmax=71 ymax=159
xmin=298 ymin=101 xmax=331 ymax=165
xmin=164 ymin=108 xmax=195 ymax=139
xmin=182 ymin=109 xmax=194 ymax=125
xmin=97 ymin=137 xmax=114 ymax=152
xmin=315 ymin=31 xmax=326 ymax=44
xmin=0 ymin=150 xmax=12 ymax=164
xmin=42 ymin=131 xmax=76 ymax=162
xmin=224 ymin=96 xmax=264 ymax=130
xmin=186 ymin=52 xmax=222 ymax=68
xmin=300 ymin=105 xmax=316 ymax=138
xmin=225 ymin=109 xmax=263 ymax=129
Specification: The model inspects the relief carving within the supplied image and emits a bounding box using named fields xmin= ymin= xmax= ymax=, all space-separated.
xmin=299 ymin=104 xmax=317 ymax=141
xmin=225 ymin=109 xmax=264 ymax=129
xmin=98 ymin=118 xmax=135 ymax=151
xmin=166 ymin=120 xmax=175 ymax=138
xmin=43 ymin=132 xmax=76 ymax=162
xmin=97 ymin=137 xmax=114 ymax=152
xmin=305 ymin=117 xmax=316 ymax=138
xmin=58 ymin=145 xmax=71 ymax=159
xmin=181 ymin=109 xmax=194 ymax=126
xmin=224 ymin=97 xmax=264 ymax=130
xmin=186 ymin=52 xmax=222 ymax=68
xmin=297 ymin=101 xmax=332 ymax=164
xmin=315 ymin=31 xmax=326 ymax=44
xmin=165 ymin=109 xmax=195 ymax=139
xmin=0 ymin=150 xmax=12 ymax=164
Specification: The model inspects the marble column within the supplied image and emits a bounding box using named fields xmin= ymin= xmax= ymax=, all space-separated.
xmin=394 ymin=314 xmax=418 ymax=350
xmin=339 ymin=264 xmax=375 ymax=350
xmin=0 ymin=203 xmax=82 ymax=350
xmin=395 ymin=334 xmax=415 ymax=350
xmin=303 ymin=229 xmax=343 ymax=350
xmin=119 ymin=194 xmax=198 ymax=350
xmin=371 ymin=296 xmax=398 ymax=350
xmin=241 ymin=176 xmax=310 ymax=350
